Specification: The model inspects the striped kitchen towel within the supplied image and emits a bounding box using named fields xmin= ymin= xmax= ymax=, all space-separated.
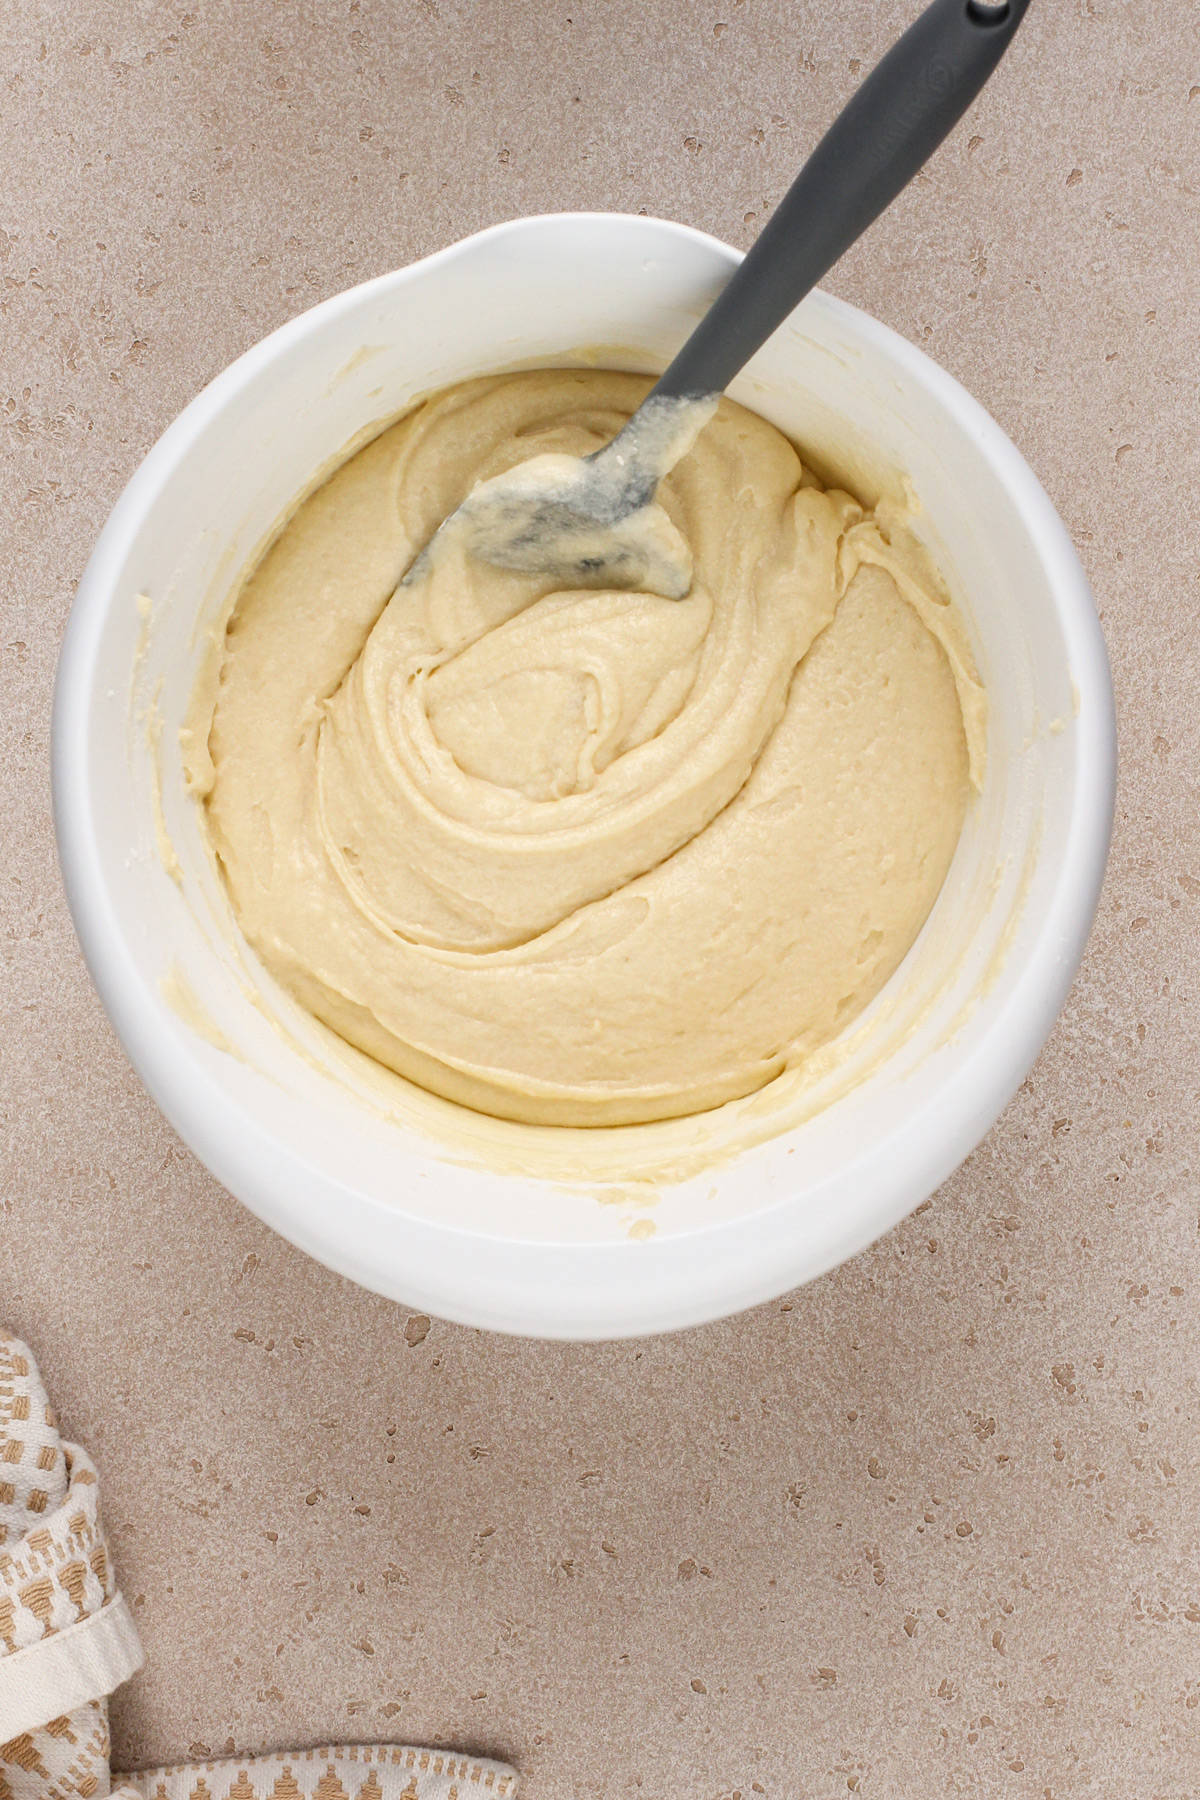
xmin=0 ymin=1332 xmax=516 ymax=1800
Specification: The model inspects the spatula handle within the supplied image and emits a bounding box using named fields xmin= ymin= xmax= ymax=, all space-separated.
xmin=651 ymin=0 xmax=1032 ymax=403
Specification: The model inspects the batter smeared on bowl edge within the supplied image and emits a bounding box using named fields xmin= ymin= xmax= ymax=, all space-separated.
xmin=190 ymin=369 xmax=986 ymax=1127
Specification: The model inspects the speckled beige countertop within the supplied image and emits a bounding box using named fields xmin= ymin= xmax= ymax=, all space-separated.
xmin=3 ymin=3 xmax=1198 ymax=1796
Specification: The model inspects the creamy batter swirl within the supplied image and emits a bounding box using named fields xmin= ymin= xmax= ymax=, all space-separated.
xmin=196 ymin=370 xmax=983 ymax=1126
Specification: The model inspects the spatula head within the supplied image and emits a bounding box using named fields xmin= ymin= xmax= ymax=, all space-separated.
xmin=404 ymin=448 xmax=695 ymax=599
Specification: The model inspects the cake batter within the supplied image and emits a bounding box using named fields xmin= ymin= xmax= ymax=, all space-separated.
xmin=193 ymin=370 xmax=984 ymax=1127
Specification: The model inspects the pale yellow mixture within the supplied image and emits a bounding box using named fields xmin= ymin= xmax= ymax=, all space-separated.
xmin=192 ymin=370 xmax=984 ymax=1127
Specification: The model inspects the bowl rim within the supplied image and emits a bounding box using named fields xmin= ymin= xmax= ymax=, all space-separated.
xmin=52 ymin=211 xmax=1117 ymax=1339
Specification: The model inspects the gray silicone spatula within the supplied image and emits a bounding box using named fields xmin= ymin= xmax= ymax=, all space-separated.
xmin=406 ymin=0 xmax=1032 ymax=598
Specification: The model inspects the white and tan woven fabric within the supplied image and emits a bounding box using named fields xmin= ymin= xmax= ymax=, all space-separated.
xmin=0 ymin=1334 xmax=516 ymax=1800
xmin=116 ymin=1745 xmax=517 ymax=1800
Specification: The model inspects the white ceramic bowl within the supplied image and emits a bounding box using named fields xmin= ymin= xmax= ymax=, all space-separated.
xmin=53 ymin=214 xmax=1115 ymax=1339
